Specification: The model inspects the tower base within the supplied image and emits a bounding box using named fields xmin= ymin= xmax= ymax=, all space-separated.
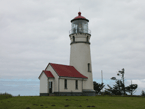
xmin=54 ymin=91 xmax=95 ymax=96
xmin=82 ymin=89 xmax=96 ymax=96
xmin=40 ymin=91 xmax=95 ymax=96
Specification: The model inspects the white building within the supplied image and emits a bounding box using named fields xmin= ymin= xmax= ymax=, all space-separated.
xmin=38 ymin=12 xmax=95 ymax=96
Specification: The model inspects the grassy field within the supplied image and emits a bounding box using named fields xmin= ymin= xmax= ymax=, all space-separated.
xmin=0 ymin=94 xmax=145 ymax=109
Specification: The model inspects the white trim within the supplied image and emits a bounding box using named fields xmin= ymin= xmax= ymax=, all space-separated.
xmin=59 ymin=76 xmax=87 ymax=80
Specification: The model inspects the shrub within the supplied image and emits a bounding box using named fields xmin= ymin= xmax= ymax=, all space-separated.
xmin=141 ymin=90 xmax=145 ymax=96
xmin=0 ymin=92 xmax=13 ymax=100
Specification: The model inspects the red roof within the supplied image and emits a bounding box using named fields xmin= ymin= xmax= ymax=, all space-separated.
xmin=71 ymin=12 xmax=89 ymax=22
xmin=74 ymin=12 xmax=86 ymax=19
xmin=43 ymin=70 xmax=54 ymax=78
xmin=48 ymin=63 xmax=87 ymax=79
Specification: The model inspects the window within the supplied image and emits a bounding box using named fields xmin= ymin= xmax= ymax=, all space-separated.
xmin=73 ymin=36 xmax=75 ymax=42
xmin=75 ymin=80 xmax=78 ymax=89
xmin=88 ymin=63 xmax=91 ymax=72
xmin=86 ymin=36 xmax=89 ymax=42
xmin=64 ymin=79 xmax=67 ymax=89
xmin=71 ymin=20 xmax=88 ymax=34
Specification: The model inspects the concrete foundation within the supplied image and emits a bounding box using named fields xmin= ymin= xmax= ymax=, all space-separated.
xmin=40 ymin=91 xmax=95 ymax=96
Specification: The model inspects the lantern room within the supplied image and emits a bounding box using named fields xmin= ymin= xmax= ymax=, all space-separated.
xmin=70 ymin=12 xmax=90 ymax=34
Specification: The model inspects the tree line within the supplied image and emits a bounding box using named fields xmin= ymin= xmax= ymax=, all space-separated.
xmin=93 ymin=68 xmax=144 ymax=96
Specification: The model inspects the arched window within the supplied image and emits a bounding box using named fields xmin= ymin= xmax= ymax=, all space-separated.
xmin=73 ymin=36 xmax=75 ymax=42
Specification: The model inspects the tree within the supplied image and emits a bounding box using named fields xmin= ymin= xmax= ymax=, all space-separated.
xmin=125 ymin=84 xmax=138 ymax=95
xmin=105 ymin=80 xmax=125 ymax=95
xmin=93 ymin=81 xmax=105 ymax=95
xmin=141 ymin=90 xmax=145 ymax=96
xmin=118 ymin=68 xmax=125 ymax=95
xmin=107 ymin=68 xmax=125 ymax=95
xmin=106 ymin=68 xmax=138 ymax=95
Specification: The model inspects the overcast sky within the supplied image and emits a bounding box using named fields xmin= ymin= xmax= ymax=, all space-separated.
xmin=0 ymin=0 xmax=145 ymax=96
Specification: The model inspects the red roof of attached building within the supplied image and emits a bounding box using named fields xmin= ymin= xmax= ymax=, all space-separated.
xmin=43 ymin=70 xmax=54 ymax=78
xmin=48 ymin=63 xmax=87 ymax=79
xmin=38 ymin=70 xmax=54 ymax=79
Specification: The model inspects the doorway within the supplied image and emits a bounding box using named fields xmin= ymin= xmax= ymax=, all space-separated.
xmin=49 ymin=81 xmax=53 ymax=93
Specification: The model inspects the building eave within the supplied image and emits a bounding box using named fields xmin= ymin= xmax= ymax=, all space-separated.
xmin=59 ymin=76 xmax=88 ymax=80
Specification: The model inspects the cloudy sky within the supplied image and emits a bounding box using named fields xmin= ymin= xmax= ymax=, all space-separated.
xmin=0 ymin=0 xmax=145 ymax=96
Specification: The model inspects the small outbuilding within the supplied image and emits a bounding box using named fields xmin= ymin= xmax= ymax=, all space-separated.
xmin=38 ymin=63 xmax=88 ymax=96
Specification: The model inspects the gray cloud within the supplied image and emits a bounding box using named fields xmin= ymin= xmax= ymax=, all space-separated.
xmin=0 ymin=0 xmax=145 ymax=95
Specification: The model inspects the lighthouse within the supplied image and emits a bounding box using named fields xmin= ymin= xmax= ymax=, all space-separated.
xmin=69 ymin=12 xmax=95 ymax=94
xmin=39 ymin=12 xmax=95 ymax=96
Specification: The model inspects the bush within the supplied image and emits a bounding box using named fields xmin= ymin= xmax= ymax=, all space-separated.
xmin=141 ymin=90 xmax=145 ymax=96
xmin=0 ymin=92 xmax=13 ymax=100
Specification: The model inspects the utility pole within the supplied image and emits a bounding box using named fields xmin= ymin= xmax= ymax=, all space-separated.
xmin=101 ymin=70 xmax=103 ymax=84
xmin=131 ymin=80 xmax=132 ymax=96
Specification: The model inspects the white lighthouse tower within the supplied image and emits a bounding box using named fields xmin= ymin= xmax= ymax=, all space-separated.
xmin=69 ymin=12 xmax=95 ymax=95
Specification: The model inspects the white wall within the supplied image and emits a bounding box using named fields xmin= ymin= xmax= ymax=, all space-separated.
xmin=45 ymin=64 xmax=59 ymax=92
xmin=40 ymin=72 xmax=48 ymax=93
xmin=59 ymin=78 xmax=82 ymax=92
xmin=69 ymin=33 xmax=94 ymax=90
xmin=70 ymin=33 xmax=91 ymax=43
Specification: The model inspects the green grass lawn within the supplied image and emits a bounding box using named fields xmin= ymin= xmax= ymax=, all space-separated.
xmin=0 ymin=95 xmax=145 ymax=109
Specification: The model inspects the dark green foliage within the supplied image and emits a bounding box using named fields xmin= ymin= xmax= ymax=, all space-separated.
xmin=101 ymin=90 xmax=112 ymax=95
xmin=93 ymin=81 xmax=105 ymax=94
xmin=106 ymin=80 xmax=138 ymax=95
xmin=105 ymin=80 xmax=125 ymax=95
xmin=106 ymin=68 xmax=138 ymax=95
xmin=118 ymin=68 xmax=125 ymax=95
xmin=126 ymin=84 xmax=138 ymax=95
xmin=141 ymin=90 xmax=145 ymax=96
xmin=111 ymin=77 xmax=117 ymax=80
xmin=0 ymin=92 xmax=13 ymax=100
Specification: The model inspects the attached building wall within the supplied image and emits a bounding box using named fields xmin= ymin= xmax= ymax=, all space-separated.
xmin=40 ymin=73 xmax=48 ymax=94
xmin=45 ymin=65 xmax=59 ymax=92
xmin=59 ymin=78 xmax=82 ymax=92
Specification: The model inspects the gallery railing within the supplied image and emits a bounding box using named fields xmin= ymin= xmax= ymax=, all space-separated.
xmin=69 ymin=29 xmax=91 ymax=35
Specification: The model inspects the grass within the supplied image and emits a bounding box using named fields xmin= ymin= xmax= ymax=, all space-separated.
xmin=0 ymin=94 xmax=145 ymax=109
